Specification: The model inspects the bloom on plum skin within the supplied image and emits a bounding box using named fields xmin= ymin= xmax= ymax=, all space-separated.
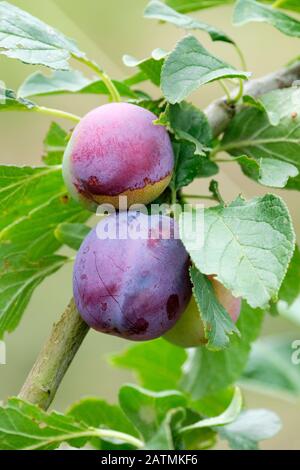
xmin=73 ymin=212 xmax=192 ymax=341
xmin=63 ymin=103 xmax=174 ymax=211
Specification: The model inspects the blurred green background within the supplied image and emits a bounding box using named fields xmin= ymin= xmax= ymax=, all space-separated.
xmin=0 ymin=0 xmax=299 ymax=450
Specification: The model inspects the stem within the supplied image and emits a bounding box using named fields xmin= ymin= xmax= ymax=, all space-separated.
xmin=234 ymin=44 xmax=247 ymax=71
xmin=184 ymin=194 xmax=216 ymax=201
xmin=26 ymin=429 xmax=144 ymax=451
xmin=19 ymin=299 xmax=89 ymax=411
xmin=219 ymin=80 xmax=232 ymax=103
xmin=35 ymin=106 xmax=81 ymax=123
xmin=232 ymin=79 xmax=244 ymax=104
xmin=75 ymin=55 xmax=121 ymax=103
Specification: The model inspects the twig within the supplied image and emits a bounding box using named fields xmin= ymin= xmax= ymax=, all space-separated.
xmin=18 ymin=299 xmax=89 ymax=410
xmin=205 ymin=61 xmax=300 ymax=136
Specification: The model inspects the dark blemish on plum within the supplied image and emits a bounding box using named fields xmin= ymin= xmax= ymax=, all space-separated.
xmin=101 ymin=302 xmax=107 ymax=311
xmin=128 ymin=318 xmax=149 ymax=335
xmin=112 ymin=327 xmax=121 ymax=335
xmin=60 ymin=195 xmax=69 ymax=204
xmin=167 ymin=294 xmax=179 ymax=320
xmin=80 ymin=274 xmax=87 ymax=280
xmin=83 ymin=246 xmax=90 ymax=254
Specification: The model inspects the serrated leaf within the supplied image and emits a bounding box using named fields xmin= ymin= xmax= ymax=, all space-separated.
xmin=0 ymin=398 xmax=142 ymax=450
xmin=172 ymin=141 xmax=218 ymax=190
xmin=0 ymin=1 xmax=84 ymax=69
xmin=0 ymin=87 xmax=36 ymax=111
xmin=167 ymin=101 xmax=213 ymax=156
xmin=144 ymin=0 xmax=234 ymax=43
xmin=119 ymin=384 xmax=186 ymax=444
xmin=277 ymin=246 xmax=300 ymax=307
xmin=221 ymin=88 xmax=300 ymax=190
xmin=240 ymin=155 xmax=299 ymax=189
xmin=0 ymin=166 xmax=90 ymax=337
xmin=181 ymin=387 xmax=242 ymax=433
xmin=68 ymin=397 xmax=139 ymax=450
xmin=54 ymin=223 xmax=90 ymax=251
xmin=181 ymin=302 xmax=264 ymax=399
xmin=241 ymin=335 xmax=300 ymax=396
xmin=18 ymin=70 xmax=136 ymax=99
xmin=180 ymin=194 xmax=295 ymax=308
xmin=190 ymin=266 xmax=239 ymax=350
xmin=234 ymin=0 xmax=300 ymax=38
xmin=123 ymin=50 xmax=167 ymax=86
xmin=43 ymin=122 xmax=67 ymax=166
xmin=219 ymin=409 xmax=282 ymax=450
xmin=111 ymin=339 xmax=187 ymax=391
xmin=161 ymin=35 xmax=250 ymax=103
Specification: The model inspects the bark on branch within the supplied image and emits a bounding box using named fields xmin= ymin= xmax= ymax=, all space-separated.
xmin=18 ymin=299 xmax=89 ymax=410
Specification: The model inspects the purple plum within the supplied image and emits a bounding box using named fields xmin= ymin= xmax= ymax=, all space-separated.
xmin=63 ymin=103 xmax=174 ymax=211
xmin=73 ymin=212 xmax=192 ymax=341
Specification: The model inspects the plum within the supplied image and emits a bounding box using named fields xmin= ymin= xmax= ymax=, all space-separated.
xmin=63 ymin=103 xmax=174 ymax=211
xmin=164 ymin=276 xmax=241 ymax=348
xmin=73 ymin=211 xmax=192 ymax=341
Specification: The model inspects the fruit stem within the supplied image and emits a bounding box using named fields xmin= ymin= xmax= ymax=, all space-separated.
xmin=36 ymin=106 xmax=81 ymax=123
xmin=75 ymin=55 xmax=121 ymax=103
xmin=234 ymin=44 xmax=247 ymax=71
xmin=18 ymin=299 xmax=89 ymax=411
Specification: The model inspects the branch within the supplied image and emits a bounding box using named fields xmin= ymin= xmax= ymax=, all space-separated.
xmin=18 ymin=299 xmax=89 ymax=410
xmin=206 ymin=61 xmax=300 ymax=136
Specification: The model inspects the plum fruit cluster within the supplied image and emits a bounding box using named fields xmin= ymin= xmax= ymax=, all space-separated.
xmin=65 ymin=103 xmax=241 ymax=343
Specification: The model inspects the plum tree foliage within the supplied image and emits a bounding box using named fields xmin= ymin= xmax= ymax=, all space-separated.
xmin=0 ymin=0 xmax=299 ymax=451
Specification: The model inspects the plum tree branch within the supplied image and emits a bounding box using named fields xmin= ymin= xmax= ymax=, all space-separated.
xmin=18 ymin=299 xmax=89 ymax=410
xmin=18 ymin=61 xmax=300 ymax=412
xmin=205 ymin=61 xmax=300 ymax=136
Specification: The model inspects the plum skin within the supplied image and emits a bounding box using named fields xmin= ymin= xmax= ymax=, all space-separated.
xmin=73 ymin=212 xmax=192 ymax=341
xmin=164 ymin=276 xmax=241 ymax=348
xmin=63 ymin=103 xmax=174 ymax=211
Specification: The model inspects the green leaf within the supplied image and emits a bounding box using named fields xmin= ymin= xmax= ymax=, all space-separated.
xmin=146 ymin=408 xmax=186 ymax=450
xmin=0 ymin=1 xmax=84 ymax=69
xmin=165 ymin=0 xmax=233 ymax=13
xmin=241 ymin=335 xmax=300 ymax=397
xmin=190 ymin=266 xmax=239 ymax=350
xmin=144 ymin=0 xmax=234 ymax=43
xmin=68 ymin=398 xmax=139 ymax=449
xmin=111 ymin=339 xmax=187 ymax=391
xmin=180 ymin=194 xmax=295 ymax=308
xmin=0 ymin=166 xmax=90 ymax=338
xmin=172 ymin=141 xmax=218 ymax=190
xmin=119 ymin=385 xmax=186 ymax=444
xmin=219 ymin=409 xmax=282 ymax=450
xmin=167 ymin=102 xmax=213 ymax=155
xmin=221 ymin=88 xmax=300 ymax=190
xmin=123 ymin=50 xmax=167 ymax=86
xmin=0 ymin=398 xmax=142 ymax=450
xmin=54 ymin=223 xmax=90 ymax=251
xmin=239 ymin=155 xmax=299 ymax=189
xmin=277 ymin=246 xmax=300 ymax=306
xmin=181 ymin=302 xmax=264 ymax=399
xmin=43 ymin=122 xmax=67 ymax=166
xmin=0 ymin=87 xmax=36 ymax=111
xmin=18 ymin=70 xmax=136 ymax=99
xmin=181 ymin=387 xmax=242 ymax=432
xmin=234 ymin=0 xmax=300 ymax=38
xmin=161 ymin=35 xmax=250 ymax=103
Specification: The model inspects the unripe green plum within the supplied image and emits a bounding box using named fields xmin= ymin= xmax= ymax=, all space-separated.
xmin=164 ymin=276 xmax=241 ymax=348
xmin=63 ymin=103 xmax=174 ymax=211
